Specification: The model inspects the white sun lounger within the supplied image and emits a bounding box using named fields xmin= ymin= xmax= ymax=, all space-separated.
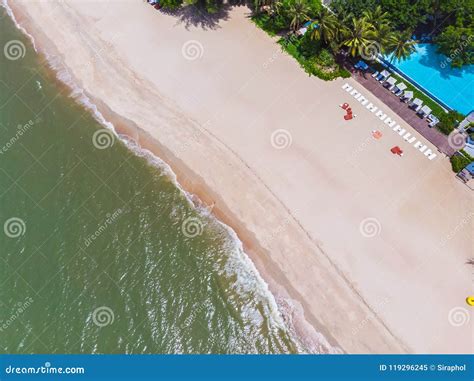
xmin=407 ymin=136 xmax=417 ymax=143
xmin=384 ymin=77 xmax=397 ymax=90
xmin=428 ymin=152 xmax=437 ymax=160
xmin=392 ymin=82 xmax=407 ymax=96
xmin=403 ymin=132 xmax=412 ymax=141
xmin=350 ymin=89 xmax=359 ymax=96
xmin=424 ymin=149 xmax=433 ymax=156
xmin=367 ymin=104 xmax=378 ymax=112
xmin=354 ymin=93 xmax=363 ymax=100
xmin=360 ymin=99 xmax=369 ymax=106
xmin=342 ymin=83 xmax=351 ymax=90
xmin=398 ymin=128 xmax=406 ymax=136
xmin=375 ymin=110 xmax=386 ymax=120
xmin=384 ymin=118 xmax=396 ymax=127
xmin=358 ymin=96 xmax=367 ymax=103
xmin=419 ymin=145 xmax=427 ymax=153
xmin=366 ymin=102 xmax=373 ymax=109
xmin=410 ymin=98 xmax=423 ymax=112
xmin=393 ymin=125 xmax=401 ymax=132
xmin=378 ymin=70 xmax=390 ymax=82
xmin=414 ymin=141 xmax=423 ymax=149
xmin=345 ymin=85 xmax=353 ymax=92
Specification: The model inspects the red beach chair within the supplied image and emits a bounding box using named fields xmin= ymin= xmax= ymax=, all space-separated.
xmin=390 ymin=146 xmax=403 ymax=156
xmin=372 ymin=130 xmax=382 ymax=139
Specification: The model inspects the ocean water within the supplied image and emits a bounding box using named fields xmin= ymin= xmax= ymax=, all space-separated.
xmin=0 ymin=7 xmax=299 ymax=354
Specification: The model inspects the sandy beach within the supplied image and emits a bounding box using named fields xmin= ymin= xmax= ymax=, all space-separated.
xmin=5 ymin=0 xmax=472 ymax=353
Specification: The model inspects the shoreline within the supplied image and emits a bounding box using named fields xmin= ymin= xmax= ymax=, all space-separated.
xmin=4 ymin=0 xmax=472 ymax=353
xmin=83 ymin=94 xmax=340 ymax=353
xmin=2 ymin=2 xmax=339 ymax=353
xmin=64 ymin=53 xmax=344 ymax=355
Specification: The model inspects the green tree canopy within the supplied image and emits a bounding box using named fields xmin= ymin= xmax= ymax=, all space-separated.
xmin=435 ymin=26 xmax=474 ymax=68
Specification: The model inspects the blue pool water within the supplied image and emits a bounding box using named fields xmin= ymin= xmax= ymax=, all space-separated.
xmin=386 ymin=44 xmax=474 ymax=115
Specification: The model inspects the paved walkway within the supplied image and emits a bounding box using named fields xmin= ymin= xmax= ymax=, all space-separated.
xmin=351 ymin=70 xmax=455 ymax=156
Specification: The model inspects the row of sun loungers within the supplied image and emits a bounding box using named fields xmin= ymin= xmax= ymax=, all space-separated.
xmin=369 ymin=67 xmax=440 ymax=127
xmin=341 ymin=82 xmax=437 ymax=160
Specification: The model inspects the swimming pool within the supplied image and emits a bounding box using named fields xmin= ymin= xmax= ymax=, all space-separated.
xmin=385 ymin=44 xmax=474 ymax=115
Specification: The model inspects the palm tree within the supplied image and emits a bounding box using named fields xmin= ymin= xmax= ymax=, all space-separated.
xmin=310 ymin=7 xmax=339 ymax=45
xmin=287 ymin=0 xmax=310 ymax=32
xmin=341 ymin=17 xmax=374 ymax=57
xmin=362 ymin=5 xmax=390 ymax=30
xmin=386 ymin=31 xmax=417 ymax=62
xmin=369 ymin=22 xmax=396 ymax=53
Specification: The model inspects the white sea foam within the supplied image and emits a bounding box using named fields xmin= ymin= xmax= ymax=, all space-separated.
xmin=2 ymin=1 xmax=38 ymax=52
xmin=3 ymin=3 xmax=340 ymax=354
xmin=124 ymin=139 xmax=304 ymax=347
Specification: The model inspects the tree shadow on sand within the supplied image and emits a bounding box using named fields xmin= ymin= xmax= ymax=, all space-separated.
xmin=160 ymin=2 xmax=247 ymax=31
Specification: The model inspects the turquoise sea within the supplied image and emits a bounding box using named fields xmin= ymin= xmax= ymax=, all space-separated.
xmin=0 ymin=7 xmax=299 ymax=354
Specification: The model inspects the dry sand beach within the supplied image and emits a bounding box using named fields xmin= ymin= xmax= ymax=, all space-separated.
xmin=6 ymin=0 xmax=473 ymax=353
